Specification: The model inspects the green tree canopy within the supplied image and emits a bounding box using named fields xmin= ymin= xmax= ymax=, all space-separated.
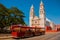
xmin=0 ymin=4 xmax=26 ymax=30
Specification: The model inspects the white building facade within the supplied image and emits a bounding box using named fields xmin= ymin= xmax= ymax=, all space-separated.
xmin=29 ymin=1 xmax=55 ymax=30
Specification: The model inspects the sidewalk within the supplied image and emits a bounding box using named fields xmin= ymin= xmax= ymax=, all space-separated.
xmin=0 ymin=36 xmax=12 ymax=39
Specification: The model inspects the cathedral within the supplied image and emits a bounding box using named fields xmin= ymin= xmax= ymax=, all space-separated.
xmin=29 ymin=1 xmax=55 ymax=30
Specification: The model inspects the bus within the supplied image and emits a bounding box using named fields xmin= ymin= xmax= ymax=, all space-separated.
xmin=11 ymin=25 xmax=45 ymax=38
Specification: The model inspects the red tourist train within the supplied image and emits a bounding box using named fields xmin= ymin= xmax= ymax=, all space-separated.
xmin=10 ymin=25 xmax=45 ymax=38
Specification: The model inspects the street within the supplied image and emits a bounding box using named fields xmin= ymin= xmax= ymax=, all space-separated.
xmin=0 ymin=32 xmax=60 ymax=40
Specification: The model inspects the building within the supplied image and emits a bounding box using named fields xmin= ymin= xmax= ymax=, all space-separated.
xmin=56 ymin=25 xmax=60 ymax=31
xmin=29 ymin=0 xmax=55 ymax=30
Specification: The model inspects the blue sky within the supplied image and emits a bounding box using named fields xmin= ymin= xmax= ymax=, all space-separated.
xmin=0 ymin=0 xmax=60 ymax=25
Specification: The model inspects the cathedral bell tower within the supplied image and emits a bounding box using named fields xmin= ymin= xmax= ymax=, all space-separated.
xmin=30 ymin=5 xmax=34 ymax=27
xmin=39 ymin=1 xmax=46 ymax=28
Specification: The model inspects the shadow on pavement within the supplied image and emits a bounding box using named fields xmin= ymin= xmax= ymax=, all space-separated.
xmin=14 ymin=38 xmax=20 ymax=40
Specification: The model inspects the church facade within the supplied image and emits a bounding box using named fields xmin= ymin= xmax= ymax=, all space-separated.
xmin=29 ymin=1 xmax=55 ymax=30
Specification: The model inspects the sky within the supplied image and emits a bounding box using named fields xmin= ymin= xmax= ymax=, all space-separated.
xmin=0 ymin=0 xmax=60 ymax=25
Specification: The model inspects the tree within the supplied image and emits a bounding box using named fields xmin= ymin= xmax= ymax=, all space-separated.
xmin=10 ymin=7 xmax=26 ymax=25
xmin=0 ymin=4 xmax=26 ymax=31
xmin=0 ymin=4 xmax=9 ymax=30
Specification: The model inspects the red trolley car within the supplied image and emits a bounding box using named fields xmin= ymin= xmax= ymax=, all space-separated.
xmin=11 ymin=25 xmax=45 ymax=38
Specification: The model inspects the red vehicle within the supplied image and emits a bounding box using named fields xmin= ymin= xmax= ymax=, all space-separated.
xmin=11 ymin=25 xmax=45 ymax=38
